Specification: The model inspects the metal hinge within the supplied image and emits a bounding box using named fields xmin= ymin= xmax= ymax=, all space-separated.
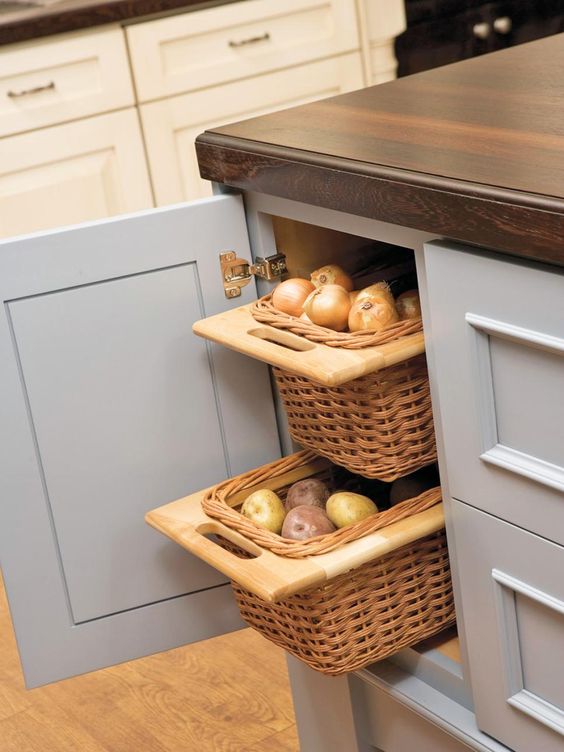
xmin=220 ymin=251 xmax=287 ymax=298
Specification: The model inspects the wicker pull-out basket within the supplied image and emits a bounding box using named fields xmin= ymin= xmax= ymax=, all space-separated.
xmin=146 ymin=452 xmax=455 ymax=675
xmin=193 ymin=300 xmax=436 ymax=481
xmin=193 ymin=301 xmax=425 ymax=387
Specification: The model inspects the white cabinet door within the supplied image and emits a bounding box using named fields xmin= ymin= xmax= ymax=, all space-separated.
xmin=0 ymin=109 xmax=153 ymax=239
xmin=0 ymin=194 xmax=281 ymax=687
xmin=141 ymin=53 xmax=364 ymax=205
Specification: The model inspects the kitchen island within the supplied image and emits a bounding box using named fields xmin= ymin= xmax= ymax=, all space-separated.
xmin=194 ymin=33 xmax=564 ymax=752
xmin=1 ymin=29 xmax=564 ymax=752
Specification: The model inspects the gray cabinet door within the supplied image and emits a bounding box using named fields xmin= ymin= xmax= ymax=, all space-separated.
xmin=423 ymin=241 xmax=564 ymax=546
xmin=0 ymin=195 xmax=281 ymax=687
xmin=452 ymin=500 xmax=564 ymax=752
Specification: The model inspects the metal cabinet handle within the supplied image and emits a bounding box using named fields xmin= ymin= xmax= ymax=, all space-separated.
xmin=228 ymin=32 xmax=270 ymax=48
xmin=7 ymin=81 xmax=55 ymax=98
xmin=472 ymin=22 xmax=491 ymax=40
xmin=493 ymin=16 xmax=512 ymax=34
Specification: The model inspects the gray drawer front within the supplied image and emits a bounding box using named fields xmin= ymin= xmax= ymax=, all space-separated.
xmin=452 ymin=499 xmax=564 ymax=752
xmin=424 ymin=241 xmax=564 ymax=546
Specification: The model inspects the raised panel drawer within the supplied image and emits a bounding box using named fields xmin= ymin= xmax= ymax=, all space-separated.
xmin=452 ymin=499 xmax=564 ymax=752
xmin=0 ymin=26 xmax=134 ymax=138
xmin=424 ymin=241 xmax=564 ymax=547
xmin=127 ymin=0 xmax=360 ymax=102
xmin=141 ymin=52 xmax=364 ymax=203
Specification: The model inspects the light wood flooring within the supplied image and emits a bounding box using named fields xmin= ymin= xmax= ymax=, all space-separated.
xmin=0 ymin=575 xmax=299 ymax=752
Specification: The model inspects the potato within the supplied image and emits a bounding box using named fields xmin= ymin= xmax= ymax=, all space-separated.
xmin=241 ymin=489 xmax=286 ymax=534
xmin=326 ymin=492 xmax=378 ymax=529
xmin=285 ymin=478 xmax=330 ymax=512
xmin=281 ymin=506 xmax=336 ymax=540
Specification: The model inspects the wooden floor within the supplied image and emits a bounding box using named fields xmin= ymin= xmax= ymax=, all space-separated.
xmin=0 ymin=575 xmax=299 ymax=752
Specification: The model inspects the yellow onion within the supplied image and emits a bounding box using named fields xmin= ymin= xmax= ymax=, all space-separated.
xmin=348 ymin=298 xmax=399 ymax=332
xmin=272 ymin=278 xmax=315 ymax=317
xmin=303 ymin=284 xmax=351 ymax=331
xmin=349 ymin=290 xmax=361 ymax=305
xmin=310 ymin=264 xmax=354 ymax=292
xmin=355 ymin=281 xmax=394 ymax=305
xmin=396 ymin=289 xmax=421 ymax=320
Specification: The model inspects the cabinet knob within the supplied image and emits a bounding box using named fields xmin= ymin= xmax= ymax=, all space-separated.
xmin=472 ymin=22 xmax=491 ymax=40
xmin=493 ymin=16 xmax=512 ymax=34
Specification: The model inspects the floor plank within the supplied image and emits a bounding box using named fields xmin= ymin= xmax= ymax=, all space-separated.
xmin=0 ymin=573 xmax=299 ymax=752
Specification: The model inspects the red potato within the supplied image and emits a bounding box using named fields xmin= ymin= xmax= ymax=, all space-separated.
xmin=285 ymin=478 xmax=330 ymax=512
xmin=282 ymin=506 xmax=336 ymax=540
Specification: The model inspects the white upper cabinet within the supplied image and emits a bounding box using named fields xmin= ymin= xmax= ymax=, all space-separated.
xmin=0 ymin=26 xmax=135 ymax=138
xmin=127 ymin=0 xmax=360 ymax=102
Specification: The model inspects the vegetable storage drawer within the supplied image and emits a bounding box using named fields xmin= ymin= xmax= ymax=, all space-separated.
xmin=146 ymin=451 xmax=455 ymax=675
xmin=193 ymin=301 xmax=436 ymax=481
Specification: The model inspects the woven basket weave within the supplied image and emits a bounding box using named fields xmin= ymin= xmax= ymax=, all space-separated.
xmin=251 ymin=294 xmax=422 ymax=348
xmin=274 ymin=354 xmax=436 ymax=481
xmin=207 ymin=452 xmax=454 ymax=675
xmin=228 ymin=532 xmax=454 ymax=675
xmin=203 ymin=450 xmax=440 ymax=557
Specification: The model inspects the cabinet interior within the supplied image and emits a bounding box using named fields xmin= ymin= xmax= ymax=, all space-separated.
xmin=271 ymin=215 xmax=418 ymax=297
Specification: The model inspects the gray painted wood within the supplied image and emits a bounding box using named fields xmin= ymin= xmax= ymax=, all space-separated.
xmin=285 ymin=655 xmax=371 ymax=752
xmin=352 ymin=661 xmax=512 ymax=752
xmin=451 ymin=499 xmax=564 ymax=751
xmin=423 ymin=242 xmax=564 ymax=547
xmin=0 ymin=195 xmax=281 ymax=687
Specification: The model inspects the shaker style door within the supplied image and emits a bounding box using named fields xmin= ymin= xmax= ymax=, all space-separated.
xmin=423 ymin=241 xmax=564 ymax=547
xmin=0 ymin=194 xmax=281 ymax=687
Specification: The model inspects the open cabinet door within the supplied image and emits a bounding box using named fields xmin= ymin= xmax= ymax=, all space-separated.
xmin=0 ymin=195 xmax=281 ymax=687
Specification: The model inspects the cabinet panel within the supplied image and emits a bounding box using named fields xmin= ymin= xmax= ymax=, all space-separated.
xmin=0 ymin=26 xmax=134 ymax=138
xmin=141 ymin=53 xmax=364 ymax=205
xmin=0 ymin=109 xmax=153 ymax=239
xmin=0 ymin=195 xmax=281 ymax=686
xmin=127 ymin=0 xmax=360 ymax=101
xmin=452 ymin=500 xmax=564 ymax=752
xmin=423 ymin=241 xmax=564 ymax=547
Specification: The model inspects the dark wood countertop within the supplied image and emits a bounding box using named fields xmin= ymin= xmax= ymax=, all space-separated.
xmin=0 ymin=0 xmax=237 ymax=46
xmin=197 ymin=35 xmax=564 ymax=266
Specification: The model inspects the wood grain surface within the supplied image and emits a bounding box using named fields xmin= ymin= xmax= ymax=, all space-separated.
xmin=0 ymin=573 xmax=299 ymax=752
xmin=197 ymin=35 xmax=564 ymax=265
xmin=0 ymin=0 xmax=234 ymax=46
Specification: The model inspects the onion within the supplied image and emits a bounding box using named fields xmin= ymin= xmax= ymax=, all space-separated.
xmin=303 ymin=284 xmax=351 ymax=331
xmin=272 ymin=278 xmax=315 ymax=317
xmin=311 ymin=264 xmax=354 ymax=292
xmin=349 ymin=290 xmax=361 ymax=305
xmin=348 ymin=298 xmax=399 ymax=332
xmin=355 ymin=281 xmax=394 ymax=305
xmin=396 ymin=289 xmax=421 ymax=320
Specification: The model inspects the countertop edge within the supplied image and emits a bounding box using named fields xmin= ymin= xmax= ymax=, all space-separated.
xmin=196 ymin=133 xmax=564 ymax=267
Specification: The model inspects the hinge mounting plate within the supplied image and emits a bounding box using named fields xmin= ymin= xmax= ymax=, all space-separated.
xmin=220 ymin=251 xmax=287 ymax=298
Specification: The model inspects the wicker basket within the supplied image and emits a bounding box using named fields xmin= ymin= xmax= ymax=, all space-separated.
xmin=274 ymin=354 xmax=436 ymax=481
xmin=228 ymin=531 xmax=453 ymax=675
xmin=199 ymin=451 xmax=455 ymax=675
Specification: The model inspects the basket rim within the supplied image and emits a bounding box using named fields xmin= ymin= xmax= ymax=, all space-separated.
xmin=202 ymin=450 xmax=442 ymax=558
xmin=250 ymin=293 xmax=423 ymax=350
